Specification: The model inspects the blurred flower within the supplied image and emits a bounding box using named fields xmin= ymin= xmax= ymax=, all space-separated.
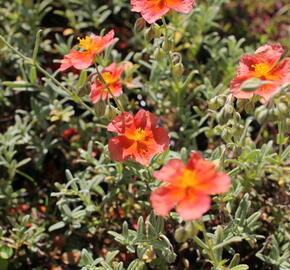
xmin=61 ymin=128 xmax=78 ymax=138
xmin=150 ymin=152 xmax=230 ymax=220
xmin=90 ymin=63 xmax=124 ymax=103
xmin=131 ymin=0 xmax=195 ymax=24
xmin=60 ymin=30 xmax=115 ymax=71
xmin=230 ymin=44 xmax=290 ymax=102
xmin=107 ymin=110 xmax=169 ymax=166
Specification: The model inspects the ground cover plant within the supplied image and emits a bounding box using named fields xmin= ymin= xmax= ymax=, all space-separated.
xmin=0 ymin=0 xmax=289 ymax=269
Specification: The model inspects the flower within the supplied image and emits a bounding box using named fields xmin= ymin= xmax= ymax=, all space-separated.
xmin=230 ymin=44 xmax=290 ymax=102
xmin=90 ymin=63 xmax=124 ymax=103
xmin=107 ymin=110 xmax=170 ymax=166
xmin=150 ymin=152 xmax=231 ymax=220
xmin=61 ymin=128 xmax=78 ymax=138
xmin=60 ymin=30 xmax=115 ymax=71
xmin=131 ymin=0 xmax=195 ymax=24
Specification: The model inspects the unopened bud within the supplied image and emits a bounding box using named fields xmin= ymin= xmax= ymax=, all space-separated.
xmin=172 ymin=62 xmax=184 ymax=77
xmin=144 ymin=27 xmax=155 ymax=42
xmin=276 ymin=103 xmax=288 ymax=118
xmin=134 ymin=18 xmax=146 ymax=32
xmin=256 ymin=110 xmax=269 ymax=124
xmin=154 ymin=48 xmax=165 ymax=62
xmin=105 ymin=105 xmax=117 ymax=120
xmin=162 ymin=38 xmax=174 ymax=52
xmin=217 ymin=105 xmax=234 ymax=124
xmin=94 ymin=100 xmax=106 ymax=117
xmin=78 ymin=84 xmax=90 ymax=97
xmin=244 ymin=101 xmax=255 ymax=113
xmin=209 ymin=96 xmax=224 ymax=110
xmin=174 ymin=227 xmax=188 ymax=243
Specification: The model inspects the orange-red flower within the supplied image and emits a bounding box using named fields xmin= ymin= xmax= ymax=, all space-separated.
xmin=131 ymin=0 xmax=195 ymax=24
xmin=107 ymin=110 xmax=170 ymax=166
xmin=230 ymin=44 xmax=290 ymax=102
xmin=150 ymin=152 xmax=230 ymax=220
xmin=60 ymin=30 xmax=115 ymax=71
xmin=90 ymin=63 xmax=124 ymax=103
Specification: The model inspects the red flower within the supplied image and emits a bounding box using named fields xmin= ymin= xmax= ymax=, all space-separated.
xmin=60 ymin=30 xmax=115 ymax=71
xmin=90 ymin=63 xmax=124 ymax=103
xmin=107 ymin=110 xmax=170 ymax=166
xmin=131 ymin=0 xmax=195 ymax=24
xmin=150 ymin=152 xmax=230 ymax=220
xmin=230 ymin=44 xmax=290 ymax=102
xmin=61 ymin=128 xmax=78 ymax=138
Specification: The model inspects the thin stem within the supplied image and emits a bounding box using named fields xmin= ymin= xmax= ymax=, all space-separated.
xmin=278 ymin=120 xmax=286 ymax=157
xmin=95 ymin=66 xmax=125 ymax=112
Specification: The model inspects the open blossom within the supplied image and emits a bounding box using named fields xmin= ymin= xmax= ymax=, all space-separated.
xmin=131 ymin=0 xmax=195 ymax=24
xmin=60 ymin=30 xmax=115 ymax=71
xmin=107 ymin=110 xmax=170 ymax=166
xmin=150 ymin=152 xmax=231 ymax=220
xmin=230 ymin=44 xmax=290 ymax=102
xmin=90 ymin=63 xmax=124 ymax=103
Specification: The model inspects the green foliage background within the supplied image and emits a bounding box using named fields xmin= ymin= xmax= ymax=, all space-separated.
xmin=0 ymin=0 xmax=289 ymax=269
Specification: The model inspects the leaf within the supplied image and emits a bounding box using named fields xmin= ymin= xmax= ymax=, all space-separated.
xmin=0 ymin=246 xmax=13 ymax=260
xmin=48 ymin=221 xmax=66 ymax=232
xmin=230 ymin=264 xmax=249 ymax=270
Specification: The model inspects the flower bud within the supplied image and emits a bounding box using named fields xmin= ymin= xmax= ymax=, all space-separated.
xmin=172 ymin=62 xmax=184 ymax=77
xmin=94 ymin=100 xmax=106 ymax=117
xmin=134 ymin=18 xmax=146 ymax=33
xmin=217 ymin=105 xmax=234 ymax=124
xmin=244 ymin=101 xmax=255 ymax=113
xmin=144 ymin=27 xmax=155 ymax=42
xmin=276 ymin=103 xmax=288 ymax=118
xmin=174 ymin=227 xmax=188 ymax=243
xmin=78 ymin=84 xmax=90 ymax=97
xmin=154 ymin=48 xmax=165 ymax=62
xmin=162 ymin=38 xmax=174 ymax=52
xmin=105 ymin=105 xmax=117 ymax=120
xmin=209 ymin=96 xmax=224 ymax=110
xmin=256 ymin=110 xmax=269 ymax=124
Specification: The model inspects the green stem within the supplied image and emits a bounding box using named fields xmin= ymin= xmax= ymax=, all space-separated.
xmin=200 ymin=220 xmax=219 ymax=267
xmin=278 ymin=120 xmax=286 ymax=158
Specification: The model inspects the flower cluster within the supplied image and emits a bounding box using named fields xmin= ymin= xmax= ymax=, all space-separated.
xmin=58 ymin=2 xmax=290 ymax=221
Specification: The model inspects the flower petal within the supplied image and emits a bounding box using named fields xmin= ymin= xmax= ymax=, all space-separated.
xmin=134 ymin=109 xmax=158 ymax=130
xmin=230 ymin=75 xmax=254 ymax=99
xmin=131 ymin=0 xmax=169 ymax=24
xmin=168 ymin=0 xmax=195 ymax=13
xmin=176 ymin=191 xmax=210 ymax=220
xmin=108 ymin=136 xmax=135 ymax=162
xmin=254 ymin=44 xmax=284 ymax=65
xmin=153 ymin=159 xmax=185 ymax=183
xmin=150 ymin=186 xmax=186 ymax=216
xmin=107 ymin=112 xmax=135 ymax=134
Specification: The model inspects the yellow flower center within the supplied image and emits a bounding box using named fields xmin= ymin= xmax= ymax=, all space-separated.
xmin=252 ymin=63 xmax=272 ymax=78
xmin=176 ymin=169 xmax=199 ymax=188
xmin=133 ymin=128 xmax=146 ymax=141
xmin=101 ymin=72 xmax=115 ymax=84
xmin=78 ymin=36 xmax=93 ymax=51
